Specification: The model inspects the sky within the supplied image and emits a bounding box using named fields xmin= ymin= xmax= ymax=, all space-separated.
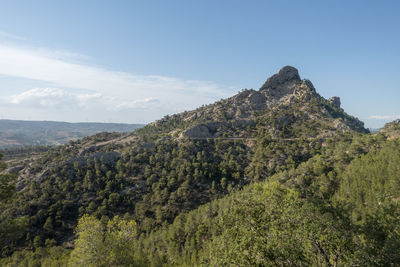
xmin=0 ymin=0 xmax=399 ymax=128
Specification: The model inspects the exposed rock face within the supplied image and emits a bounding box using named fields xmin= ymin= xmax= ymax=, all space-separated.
xmin=329 ymin=96 xmax=341 ymax=108
xmin=180 ymin=124 xmax=212 ymax=138
xmin=260 ymin=66 xmax=301 ymax=90
xmin=246 ymin=91 xmax=266 ymax=110
xmin=227 ymin=89 xmax=266 ymax=115
xmin=333 ymin=119 xmax=350 ymax=132
xmin=259 ymin=66 xmax=303 ymax=106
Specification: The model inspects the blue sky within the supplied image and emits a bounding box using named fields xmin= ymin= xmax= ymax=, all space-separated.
xmin=0 ymin=0 xmax=399 ymax=128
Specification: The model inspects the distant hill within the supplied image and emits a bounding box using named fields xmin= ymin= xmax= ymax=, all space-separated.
xmin=0 ymin=120 xmax=144 ymax=148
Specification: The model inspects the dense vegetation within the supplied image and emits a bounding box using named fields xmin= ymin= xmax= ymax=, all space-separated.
xmin=1 ymin=131 xmax=399 ymax=266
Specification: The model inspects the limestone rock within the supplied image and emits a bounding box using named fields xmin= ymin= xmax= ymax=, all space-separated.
xmin=260 ymin=66 xmax=301 ymax=90
xmin=180 ymin=124 xmax=212 ymax=139
xmin=259 ymin=66 xmax=303 ymax=106
xmin=246 ymin=91 xmax=266 ymax=110
xmin=333 ymin=119 xmax=350 ymax=132
xmin=329 ymin=96 xmax=341 ymax=108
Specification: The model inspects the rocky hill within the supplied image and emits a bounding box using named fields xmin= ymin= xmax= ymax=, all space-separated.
xmin=1 ymin=66 xmax=369 ymax=256
xmin=380 ymin=119 xmax=400 ymax=138
xmin=143 ymin=66 xmax=367 ymax=140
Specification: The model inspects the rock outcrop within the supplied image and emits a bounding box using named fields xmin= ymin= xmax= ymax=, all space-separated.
xmin=381 ymin=119 xmax=400 ymax=138
xmin=180 ymin=124 xmax=213 ymax=138
xmin=329 ymin=96 xmax=341 ymax=108
xmin=260 ymin=66 xmax=301 ymax=90
xmin=259 ymin=66 xmax=304 ymax=106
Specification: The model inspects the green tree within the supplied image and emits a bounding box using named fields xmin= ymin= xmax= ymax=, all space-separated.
xmin=69 ymin=215 xmax=105 ymax=266
xmin=206 ymin=182 xmax=357 ymax=266
xmin=0 ymin=153 xmax=28 ymax=256
xmin=69 ymin=214 xmax=140 ymax=266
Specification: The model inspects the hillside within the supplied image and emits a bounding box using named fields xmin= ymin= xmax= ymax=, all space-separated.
xmin=131 ymin=134 xmax=400 ymax=266
xmin=380 ymin=118 xmax=400 ymax=138
xmin=4 ymin=66 xmax=396 ymax=266
xmin=0 ymin=120 xmax=144 ymax=148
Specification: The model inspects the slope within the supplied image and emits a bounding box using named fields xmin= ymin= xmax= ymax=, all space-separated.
xmin=0 ymin=66 xmax=368 ymax=256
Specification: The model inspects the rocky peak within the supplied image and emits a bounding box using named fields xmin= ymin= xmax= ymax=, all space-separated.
xmin=260 ymin=66 xmax=301 ymax=91
xmin=157 ymin=65 xmax=368 ymax=139
xmin=259 ymin=66 xmax=310 ymax=107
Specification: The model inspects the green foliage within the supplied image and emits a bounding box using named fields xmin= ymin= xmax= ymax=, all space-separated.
xmin=356 ymin=203 xmax=400 ymax=266
xmin=335 ymin=139 xmax=400 ymax=222
xmin=123 ymin=133 xmax=400 ymax=266
xmin=135 ymin=181 xmax=358 ymax=266
xmin=0 ymin=153 xmax=28 ymax=257
xmin=69 ymin=214 xmax=141 ymax=267
xmin=0 ymin=246 xmax=70 ymax=267
xmin=205 ymin=183 xmax=356 ymax=266
xmin=0 ymin=173 xmax=15 ymax=203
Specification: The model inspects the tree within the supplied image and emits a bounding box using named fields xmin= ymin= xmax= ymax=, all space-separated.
xmin=69 ymin=215 xmax=104 ymax=266
xmin=206 ymin=182 xmax=357 ymax=266
xmin=0 ymin=153 xmax=28 ymax=256
xmin=0 ymin=153 xmax=15 ymax=202
xmin=69 ymin=215 xmax=140 ymax=266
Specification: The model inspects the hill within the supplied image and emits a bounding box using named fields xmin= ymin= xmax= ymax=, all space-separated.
xmin=0 ymin=120 xmax=144 ymax=148
xmin=4 ymin=66 xmax=398 ymax=267
xmin=141 ymin=66 xmax=366 ymax=140
xmin=380 ymin=118 xmax=400 ymax=138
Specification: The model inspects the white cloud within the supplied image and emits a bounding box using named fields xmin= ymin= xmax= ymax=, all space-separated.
xmin=10 ymin=88 xmax=102 ymax=108
xmin=0 ymin=43 xmax=232 ymax=119
xmin=368 ymin=115 xmax=400 ymax=120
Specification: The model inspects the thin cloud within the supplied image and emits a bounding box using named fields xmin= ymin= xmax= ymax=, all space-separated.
xmin=10 ymin=88 xmax=102 ymax=109
xmin=0 ymin=31 xmax=26 ymax=41
xmin=368 ymin=115 xmax=400 ymax=120
xmin=111 ymin=98 xmax=160 ymax=110
xmin=0 ymin=44 xmax=231 ymax=110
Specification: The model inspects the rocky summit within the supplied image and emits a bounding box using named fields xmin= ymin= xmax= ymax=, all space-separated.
xmin=260 ymin=66 xmax=301 ymax=89
xmin=172 ymin=66 xmax=368 ymax=139
xmin=259 ymin=65 xmax=302 ymax=104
